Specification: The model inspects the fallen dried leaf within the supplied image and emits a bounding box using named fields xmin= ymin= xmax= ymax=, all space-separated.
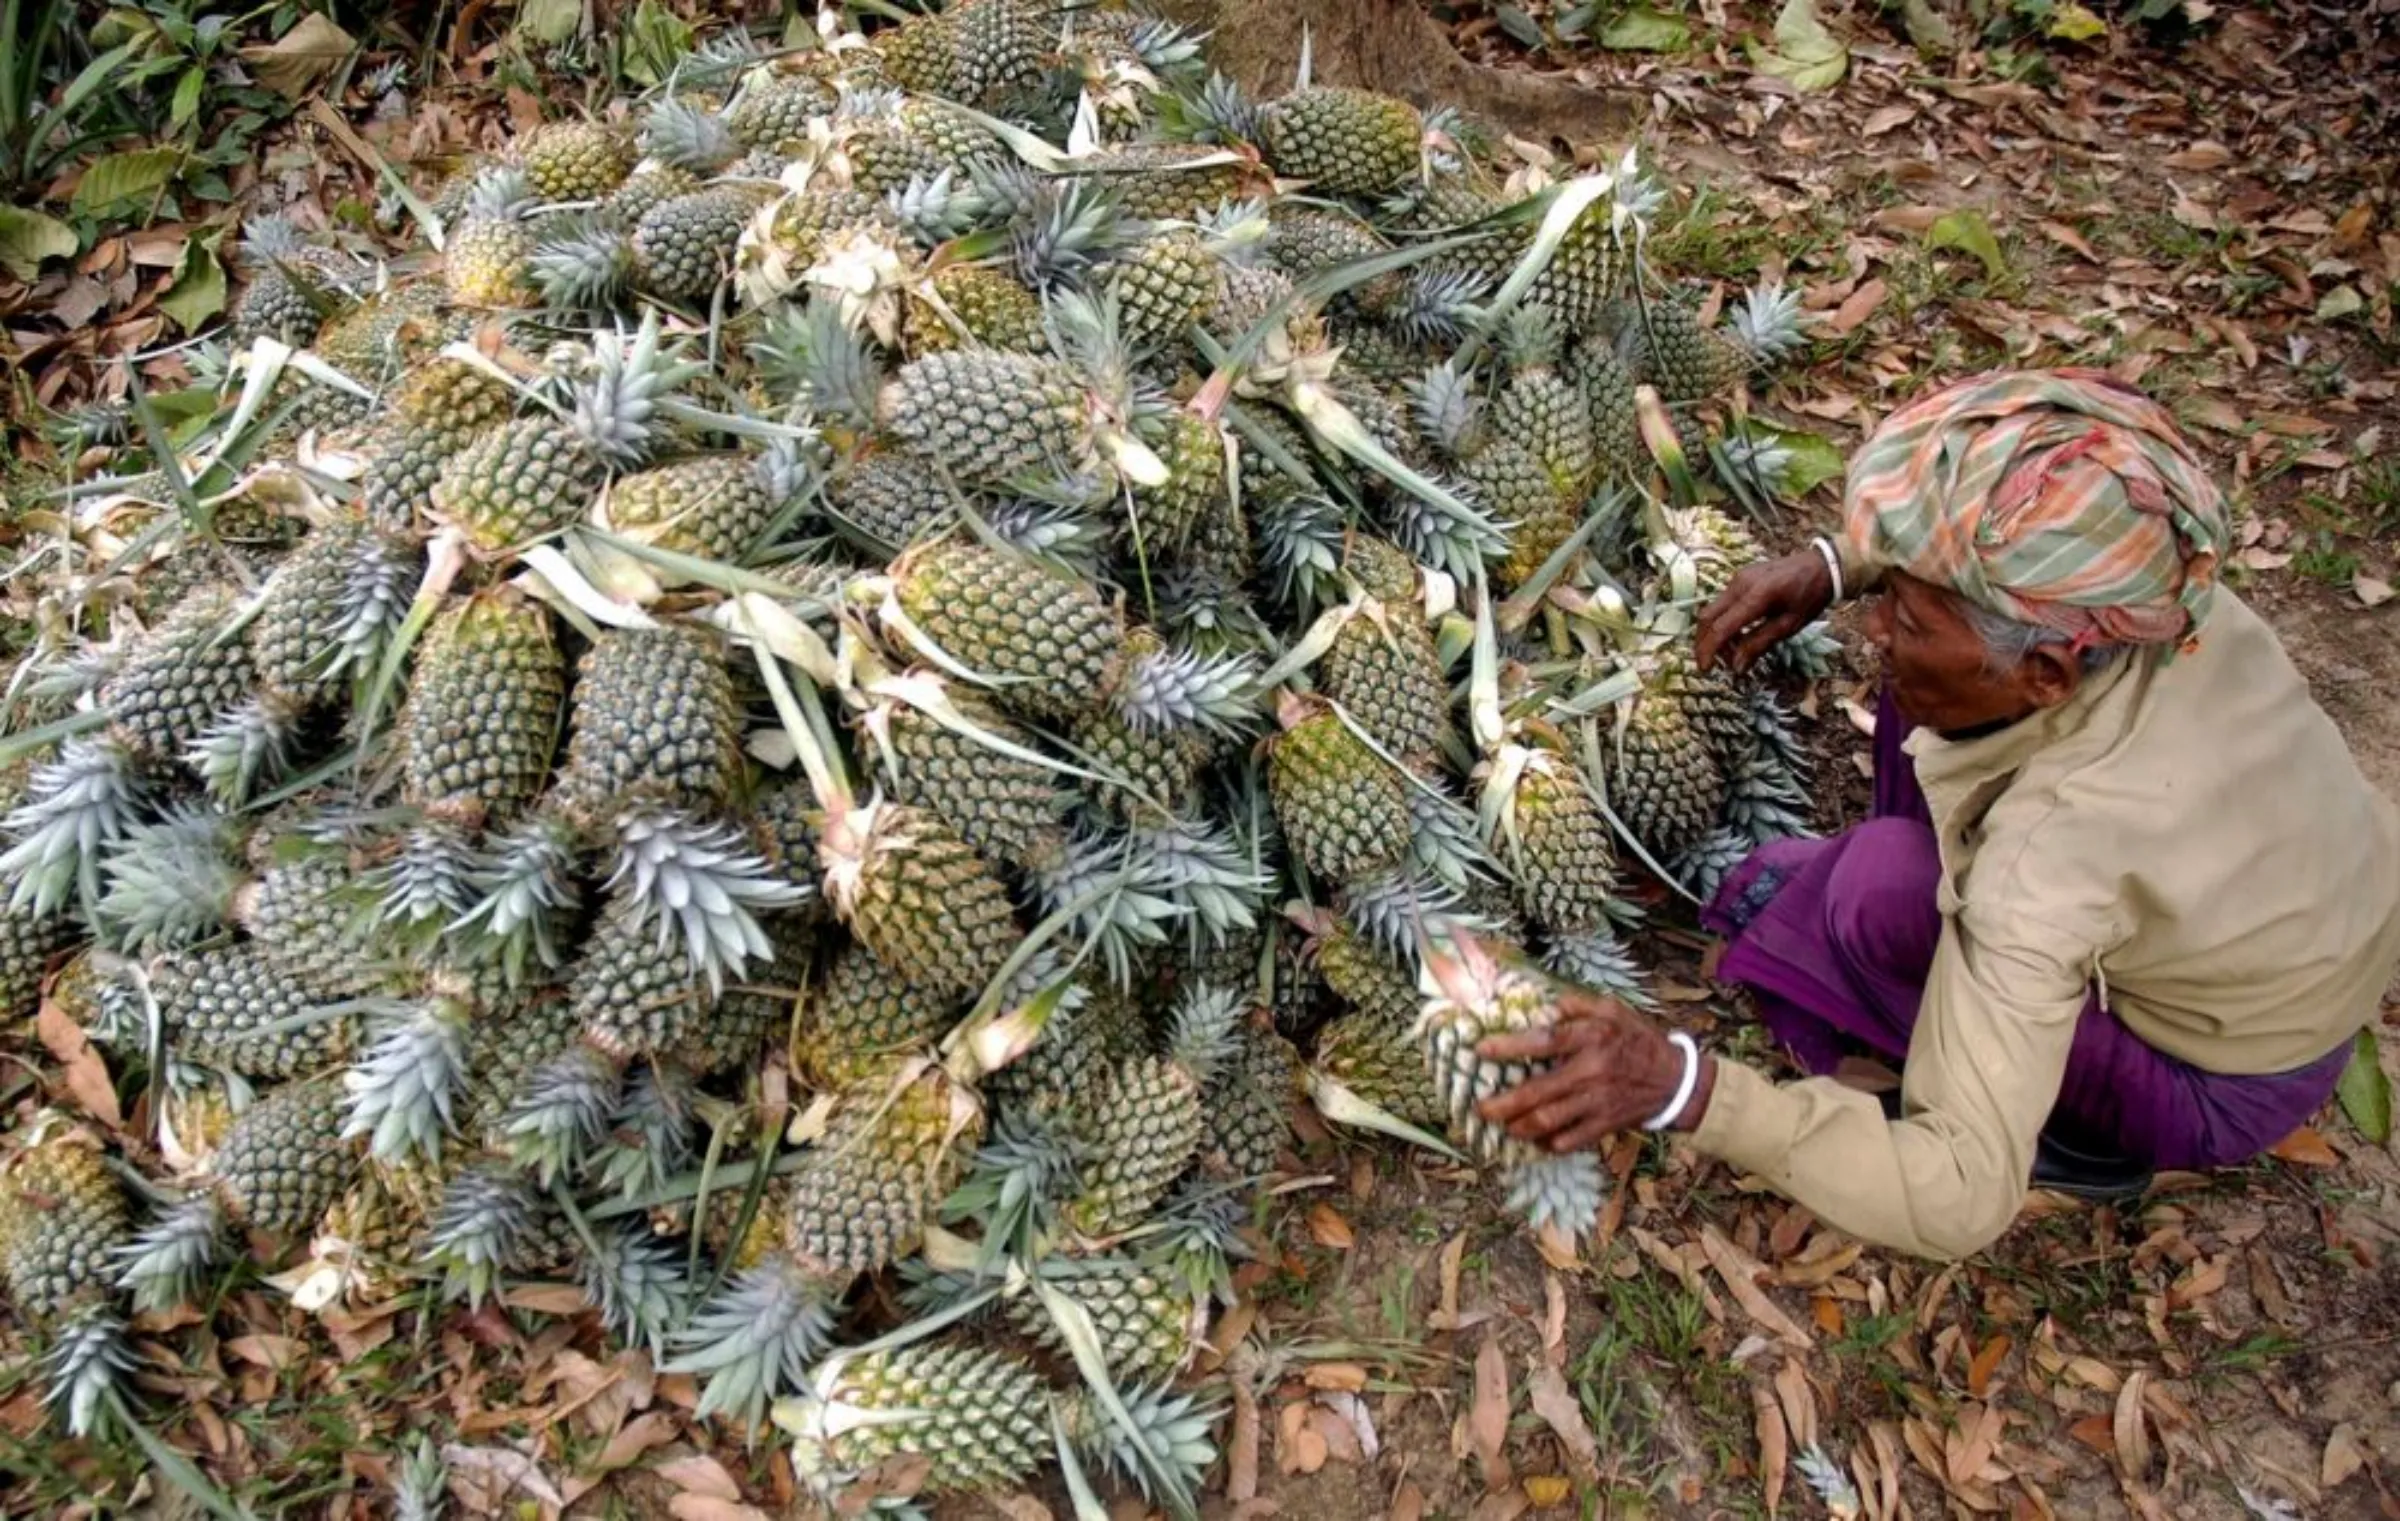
xmin=1278 ymin=1401 xmax=1328 ymax=1476
xmin=1390 ymin=1481 xmax=1426 ymax=1521
xmin=35 ymin=997 xmax=122 ymax=1129
xmin=224 ymin=1334 xmax=306 ymax=1371
xmin=1470 ymin=1491 xmax=1532 ymax=1521
xmin=668 ymin=1499 xmax=769 ymax=1521
xmin=1308 ymin=1403 xmax=1363 ymax=1465
xmin=1472 ymin=1335 xmax=1513 ymax=1489
xmin=1755 ymin=1381 xmax=1790 ymax=1516
xmin=1523 ymin=1475 xmax=1572 ymax=1508
xmin=1542 ymin=1274 xmax=1567 ymax=1365
xmin=658 ymin=1456 xmax=744 ymax=1501
xmin=1431 ymin=1233 xmax=1467 ymax=1331
xmin=1967 ymin=1334 xmax=2011 ymax=1398
xmin=1305 ymin=1363 xmax=1369 ymax=1393
xmin=1227 ymin=1379 xmax=1262 ymax=1500
xmin=2164 ymin=140 xmax=2233 ymax=171
xmin=1830 ymin=279 xmax=1889 ymax=335
xmin=1944 ymin=1401 xmax=2004 ymax=1490
xmin=1774 ymin=1358 xmax=1817 ymax=1451
xmin=1526 ymin=1365 xmax=1599 ymax=1483
xmin=1307 ymin=1203 xmax=1355 ymax=1250
xmin=2323 ymin=1424 xmax=2367 ymax=1489
xmin=2039 ymin=220 xmax=2100 ymax=262
xmin=2113 ymin=1373 xmax=2153 ymax=1484
xmin=1701 ymin=1226 xmax=1814 ymax=1349
xmin=2356 ymin=573 xmax=2395 ymax=609
xmin=2267 ymin=1128 xmax=2341 ymax=1167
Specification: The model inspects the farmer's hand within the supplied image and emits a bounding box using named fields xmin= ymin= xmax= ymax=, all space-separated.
xmin=1473 ymin=992 xmax=1715 ymax=1154
xmin=1694 ymin=549 xmax=1837 ymax=676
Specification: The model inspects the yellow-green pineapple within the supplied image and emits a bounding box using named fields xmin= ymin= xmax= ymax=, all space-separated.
xmin=784 ymin=1059 xmax=983 ymax=1279
xmin=819 ymin=800 xmax=1022 ymax=1001
xmin=882 ymin=540 xmax=1126 ymax=723
xmin=155 ymin=943 xmax=354 ymax=1078
xmin=1262 ymin=87 xmax=1423 ymax=197
xmin=1266 ymin=699 xmax=1413 ymax=886
xmin=0 ymin=1131 xmax=128 ymax=1321
xmin=1481 ymin=742 xmax=1619 ymax=939
xmin=399 ymin=590 xmax=565 ymax=822
xmin=559 ymin=624 xmax=744 ymax=813
xmin=794 ymin=941 xmax=963 ymax=1089
xmin=518 ymin=119 xmax=634 ymax=201
xmin=1321 ymin=601 xmax=1451 ymax=765
xmin=864 ymin=684 xmax=1073 ymax=872
xmin=1063 ymin=982 xmax=1239 ymax=1238
xmin=901 ymin=263 xmax=1046 ymax=355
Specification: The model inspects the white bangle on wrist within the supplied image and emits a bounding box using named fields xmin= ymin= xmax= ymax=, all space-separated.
xmin=1810 ymin=536 xmax=1845 ymax=603
xmin=1644 ymin=1031 xmax=1703 ymax=1132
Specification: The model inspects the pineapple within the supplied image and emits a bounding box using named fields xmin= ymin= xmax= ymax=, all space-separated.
xmin=1321 ymin=600 xmax=1451 ymax=764
xmin=864 ymin=685 xmax=1072 ymax=872
xmin=1481 ymin=743 xmax=1620 ymax=939
xmin=519 ymin=119 xmax=634 ymax=201
xmin=876 ymin=0 xmax=1051 ymax=104
xmin=1595 ymin=677 xmax=1728 ymax=869
xmin=360 ymin=359 xmax=518 ymax=535
xmin=399 ymin=590 xmax=565 ymax=821
xmin=237 ymin=834 xmax=383 ymax=1002
xmin=634 ymin=183 xmax=777 ymax=303
xmin=100 ymin=586 xmax=254 ymax=764
xmin=1262 ymin=87 xmax=1423 ymax=198
xmin=559 ymin=624 xmax=744 ymax=813
xmin=445 ymin=215 xmax=537 ymax=307
xmin=1107 ymin=230 xmax=1222 ymax=353
xmin=726 ymin=73 xmax=836 ymax=150
xmin=156 ymin=943 xmax=354 ymax=1079
xmin=1313 ymin=917 xmax=1421 ymax=1033
xmin=1073 ymin=626 xmax=1254 ymax=824
xmin=878 ymin=351 xmax=1098 ymax=490
xmin=1417 ymin=936 xmax=1605 ymax=1239
xmin=1073 ymin=141 xmax=1268 ymax=222
xmin=1203 ymin=1024 xmax=1299 ymax=1179
xmin=1311 ymin=1011 xmax=1444 ymax=1129
xmin=1615 ymin=282 xmax=1805 ymax=403
xmin=785 ymin=1059 xmax=983 ymax=1278
xmin=786 ymin=1339 xmax=1052 ymax=1496
xmin=1063 ymin=981 xmax=1238 ymax=1237
xmin=1266 ymin=701 xmax=1413 ymax=886
xmin=1005 ymin=1259 xmax=1204 ymax=1379
xmin=601 ymin=452 xmax=783 ymax=564
xmin=818 ymin=801 xmax=1022 ymax=1000
xmin=698 ymin=1174 xmax=795 ymax=1274
xmin=794 ymin=941 xmax=963 ymax=1089
xmin=881 ymin=539 xmax=1126 ymax=722
xmin=568 ymin=895 xmax=715 ymax=1060
xmin=1569 ymin=340 xmax=1644 ymax=484
xmin=902 ymin=263 xmax=1048 ymax=355
xmin=1493 ymin=305 xmax=1594 ymax=493
xmin=1130 ymin=410 xmax=1229 ymax=551
xmin=0 ymin=905 xmax=70 ymax=1021
xmin=0 ymin=1132 xmax=129 ymax=1320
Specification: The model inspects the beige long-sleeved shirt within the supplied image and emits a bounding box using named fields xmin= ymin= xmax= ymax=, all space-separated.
xmin=1690 ymin=582 xmax=2400 ymax=1260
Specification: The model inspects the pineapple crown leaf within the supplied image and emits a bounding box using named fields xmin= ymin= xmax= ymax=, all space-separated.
xmin=1728 ymin=280 xmax=1807 ymax=362
xmin=1497 ymin=301 xmax=1564 ymax=368
xmin=1 ymin=738 xmax=150 ymax=920
xmin=666 ymin=1257 xmax=839 ymax=1432
xmin=500 ymin=1046 xmax=622 ymax=1187
xmin=40 ymin=1301 xmax=136 ymax=1439
xmin=574 ymin=311 xmax=707 ymax=468
xmin=1163 ymin=977 xmax=1245 ymax=1080
xmin=577 ymin=1220 xmax=692 ymax=1359
xmin=113 ymin=1192 xmax=227 ymax=1314
xmin=464 ymin=165 xmax=539 ymax=221
xmin=94 ymin=804 xmax=246 ymax=954
xmin=341 ymin=999 xmax=470 ymax=1162
xmin=529 ymin=213 xmax=637 ymax=311
xmin=420 ymin=1163 xmax=544 ymax=1308
xmin=641 ymin=97 xmax=738 ymax=172
xmin=1114 ymin=639 xmax=1260 ymax=734
xmin=1388 ymin=268 xmax=1489 ymax=346
xmin=603 ymin=806 xmax=811 ymax=994
xmin=1404 ymin=360 xmax=1480 ymax=458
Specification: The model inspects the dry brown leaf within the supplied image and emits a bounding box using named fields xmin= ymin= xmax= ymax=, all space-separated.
xmin=1304 ymin=1363 xmax=1368 ymax=1393
xmin=2171 ymin=193 xmax=2219 ymax=232
xmin=1780 ymin=1240 xmax=1864 ymax=1289
xmin=1871 ymin=205 xmax=1948 ymax=234
xmin=2182 ymin=397 xmax=2248 ymax=434
xmin=2267 ymin=1128 xmax=2341 ymax=1167
xmin=1523 ymin=1475 xmax=1572 ymax=1508
xmin=1429 ymin=1233 xmax=1467 ymax=1331
xmin=35 ymin=997 xmax=122 ymax=1129
xmin=1306 ymin=1203 xmax=1355 ymax=1250
xmin=1773 ymin=1358 xmax=1817 ymax=1451
xmin=1754 ymin=1380 xmax=1789 ymax=1517
xmin=657 ymin=1456 xmax=744 ymax=1501
xmin=1966 ymin=1334 xmax=2011 ymax=1398
xmin=1309 ymin=1404 xmax=1363 ymax=1465
xmin=1542 ymin=1274 xmax=1567 ymax=1365
xmin=2167 ymin=1257 xmax=2229 ymax=1310
xmin=1830 ymin=279 xmax=1890 ymax=335
xmin=1700 ymin=1226 xmax=1813 ymax=1349
xmin=2039 ymin=220 xmax=2100 ymax=262
xmin=988 ymin=1497 xmax=1054 ymax=1521
xmin=1390 ymin=1481 xmax=1426 ymax=1521
xmin=1472 ymin=1335 xmax=1513 ymax=1490
xmin=1227 ymin=1379 xmax=1262 ymax=1500
xmin=2356 ymin=573 xmax=2395 ymax=609
xmin=1862 ymin=104 xmax=1918 ymax=136
xmin=1525 ymin=1365 xmax=1599 ymax=1483
xmin=224 ymin=1334 xmax=305 ymax=1370
xmin=1277 ymin=1401 xmax=1328 ymax=1476
xmin=1945 ymin=1402 xmax=2005 ymax=1490
xmin=2323 ymin=1424 xmax=2367 ymax=1489
xmin=2163 ymin=140 xmax=2233 ymax=170
xmin=2112 ymin=1373 xmax=2152 ymax=1484
xmin=588 ymin=1411 xmax=678 ymax=1474
xmin=1469 ymin=1490 xmax=1532 ymax=1521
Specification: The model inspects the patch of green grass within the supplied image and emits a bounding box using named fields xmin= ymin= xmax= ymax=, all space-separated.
xmin=2292 ymin=542 xmax=2362 ymax=588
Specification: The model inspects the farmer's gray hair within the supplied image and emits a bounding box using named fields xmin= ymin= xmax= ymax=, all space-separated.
xmin=1960 ymin=601 xmax=2119 ymax=676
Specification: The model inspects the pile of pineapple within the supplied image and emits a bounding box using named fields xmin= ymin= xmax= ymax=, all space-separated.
xmin=0 ymin=0 xmax=1836 ymax=1505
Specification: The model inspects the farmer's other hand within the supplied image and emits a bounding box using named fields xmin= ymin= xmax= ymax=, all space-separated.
xmin=1695 ymin=549 xmax=1837 ymax=676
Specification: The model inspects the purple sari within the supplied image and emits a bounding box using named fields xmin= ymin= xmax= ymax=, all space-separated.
xmin=1700 ymin=686 xmax=2348 ymax=1171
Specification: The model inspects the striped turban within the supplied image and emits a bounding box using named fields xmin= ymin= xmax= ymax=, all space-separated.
xmin=1841 ymin=368 xmax=2230 ymax=655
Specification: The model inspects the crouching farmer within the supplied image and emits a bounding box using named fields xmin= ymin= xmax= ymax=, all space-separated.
xmin=1478 ymin=368 xmax=2400 ymax=1261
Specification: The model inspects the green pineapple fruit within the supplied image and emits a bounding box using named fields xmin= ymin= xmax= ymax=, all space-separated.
xmin=1005 ymin=1260 xmax=1203 ymax=1379
xmin=360 ymin=359 xmax=518 ymax=535
xmin=1130 ymin=410 xmax=1228 ymax=551
xmin=1651 ymin=502 xmax=1764 ymax=606
xmin=519 ymin=120 xmax=635 ymax=201
xmin=878 ymin=350 xmax=1096 ymax=489
xmin=0 ymin=1132 xmax=129 ymax=1320
xmin=445 ymin=215 xmax=537 ymax=306
xmin=1314 ymin=918 xmax=1420 ymax=1032
xmin=795 ymin=941 xmax=962 ymax=1089
xmin=602 ymin=453 xmax=779 ymax=563
xmin=1310 ymin=1011 xmax=1444 ymax=1129
xmin=1203 ymin=1024 xmax=1299 ymax=1179
xmin=785 ymin=1059 xmax=983 ymax=1278
xmin=99 ymin=587 xmax=254 ymax=763
xmin=1321 ymin=601 xmax=1451 ymax=764
xmin=560 ymin=624 xmax=743 ymax=812
xmin=786 ymin=1339 xmax=1051 ymax=1496
xmin=570 ymin=895 xmax=714 ymax=1060
xmin=1617 ymin=283 xmax=1804 ymax=403
xmin=1107 ymin=230 xmax=1222 ymax=352
xmin=0 ymin=905 xmax=70 ymax=1022
xmin=901 ymin=263 xmax=1047 ymax=355
xmin=1597 ymin=679 xmax=1725 ymax=863
xmin=826 ymin=451 xmax=955 ymax=551
xmin=1482 ymin=743 xmax=1619 ymax=938
xmin=213 ymin=1076 xmax=362 ymax=1236
xmin=985 ymin=976 xmax=1147 ymax=1117
xmin=1262 ymin=87 xmax=1422 ymax=197
xmin=1461 ymin=438 xmax=1575 ymax=592
xmin=698 ymin=1175 xmax=794 ymax=1274
xmin=726 ymin=73 xmax=836 ymax=149
xmin=1073 ymin=141 xmax=1267 ymax=221
xmin=883 ymin=540 xmax=1126 ymax=722
xmin=1064 ymin=982 xmax=1239 ymax=1237
xmin=156 ymin=943 xmax=354 ymax=1079
xmin=1493 ymin=305 xmax=1594 ymax=493
xmin=867 ymin=686 xmax=1072 ymax=872
xmin=1571 ymin=341 xmax=1643 ymax=483
xmin=818 ymin=801 xmax=1022 ymax=1001
xmin=1266 ymin=702 xmax=1413 ymax=886
xmin=603 ymin=166 xmax=701 ymax=225
xmin=235 ymin=836 xmax=382 ymax=1001
xmin=398 ymin=590 xmax=564 ymax=821
xmin=634 ymin=184 xmax=777 ymax=303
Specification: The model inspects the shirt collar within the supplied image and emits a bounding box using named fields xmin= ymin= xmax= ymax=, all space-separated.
xmin=1901 ymin=649 xmax=2139 ymax=791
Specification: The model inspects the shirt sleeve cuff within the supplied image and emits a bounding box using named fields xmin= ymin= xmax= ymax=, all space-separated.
xmin=1833 ymin=537 xmax=1886 ymax=601
xmin=1685 ymin=1058 xmax=1800 ymax=1174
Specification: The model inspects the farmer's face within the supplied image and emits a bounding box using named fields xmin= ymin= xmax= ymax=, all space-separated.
xmin=1866 ymin=572 xmax=2079 ymax=736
